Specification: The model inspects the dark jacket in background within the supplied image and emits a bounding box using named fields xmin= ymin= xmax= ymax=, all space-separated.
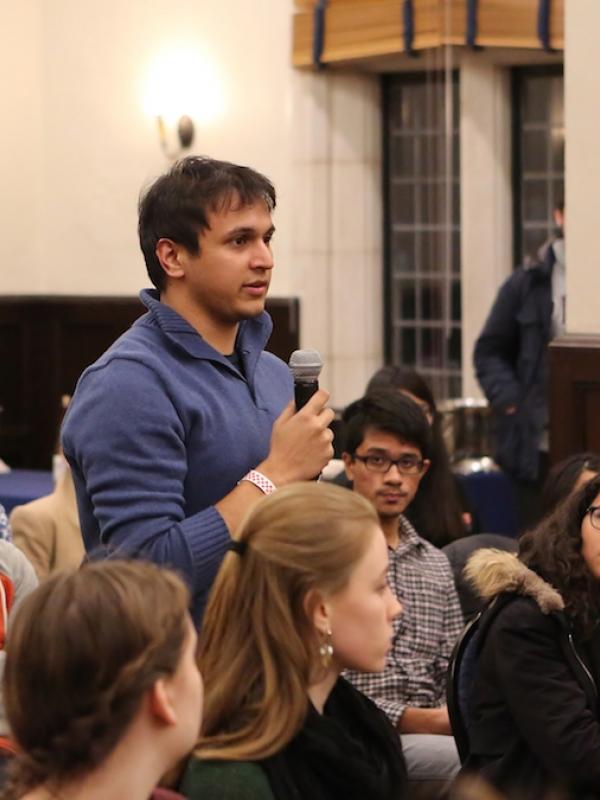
xmin=442 ymin=534 xmax=517 ymax=621
xmin=461 ymin=549 xmax=600 ymax=800
xmin=473 ymin=244 xmax=557 ymax=481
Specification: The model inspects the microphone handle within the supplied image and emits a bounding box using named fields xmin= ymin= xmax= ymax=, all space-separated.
xmin=294 ymin=379 xmax=322 ymax=481
xmin=294 ymin=379 xmax=319 ymax=411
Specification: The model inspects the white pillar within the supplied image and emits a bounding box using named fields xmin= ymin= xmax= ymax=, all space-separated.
xmin=564 ymin=0 xmax=600 ymax=335
xmin=459 ymin=52 xmax=513 ymax=397
xmin=290 ymin=69 xmax=383 ymax=408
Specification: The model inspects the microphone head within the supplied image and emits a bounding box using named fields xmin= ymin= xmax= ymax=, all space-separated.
xmin=288 ymin=349 xmax=323 ymax=382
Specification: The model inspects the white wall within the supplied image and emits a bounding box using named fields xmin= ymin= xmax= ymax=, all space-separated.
xmin=0 ymin=0 xmax=383 ymax=407
xmin=6 ymin=1 xmax=589 ymax=407
xmin=1 ymin=1 xmax=44 ymax=293
xmin=290 ymin=70 xmax=383 ymax=406
xmin=459 ymin=53 xmax=513 ymax=397
xmin=564 ymin=0 xmax=600 ymax=335
xmin=2 ymin=0 xmax=295 ymax=296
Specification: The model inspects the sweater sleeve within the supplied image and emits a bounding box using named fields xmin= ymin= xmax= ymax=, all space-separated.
xmin=473 ymin=272 xmax=524 ymax=411
xmin=489 ymin=603 xmax=600 ymax=785
xmin=62 ymin=359 xmax=231 ymax=614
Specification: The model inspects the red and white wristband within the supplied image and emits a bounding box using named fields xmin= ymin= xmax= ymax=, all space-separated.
xmin=239 ymin=469 xmax=277 ymax=496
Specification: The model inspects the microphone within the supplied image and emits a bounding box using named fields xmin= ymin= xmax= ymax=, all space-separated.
xmin=288 ymin=349 xmax=323 ymax=411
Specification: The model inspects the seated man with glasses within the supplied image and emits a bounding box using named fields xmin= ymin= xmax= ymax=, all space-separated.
xmin=341 ymin=391 xmax=463 ymax=790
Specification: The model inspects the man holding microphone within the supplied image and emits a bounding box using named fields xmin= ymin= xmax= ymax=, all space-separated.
xmin=62 ymin=156 xmax=333 ymax=623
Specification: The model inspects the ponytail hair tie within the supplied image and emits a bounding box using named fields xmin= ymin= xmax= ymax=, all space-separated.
xmin=228 ymin=539 xmax=247 ymax=556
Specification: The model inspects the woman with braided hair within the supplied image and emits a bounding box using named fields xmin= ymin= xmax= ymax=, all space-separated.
xmin=180 ymin=482 xmax=407 ymax=800
xmin=1 ymin=560 xmax=203 ymax=800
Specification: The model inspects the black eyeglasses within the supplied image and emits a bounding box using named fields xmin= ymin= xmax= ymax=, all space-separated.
xmin=353 ymin=454 xmax=425 ymax=475
xmin=586 ymin=505 xmax=600 ymax=531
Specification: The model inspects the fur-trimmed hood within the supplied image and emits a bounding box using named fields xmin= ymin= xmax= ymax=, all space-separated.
xmin=465 ymin=548 xmax=565 ymax=614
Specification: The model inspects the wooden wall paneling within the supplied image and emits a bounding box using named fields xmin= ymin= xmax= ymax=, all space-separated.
xmin=0 ymin=297 xmax=146 ymax=469
xmin=549 ymin=336 xmax=600 ymax=465
xmin=264 ymin=297 xmax=300 ymax=363
xmin=0 ymin=305 xmax=33 ymax=465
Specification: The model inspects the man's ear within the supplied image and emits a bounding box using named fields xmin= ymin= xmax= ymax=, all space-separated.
xmin=148 ymin=678 xmax=177 ymax=727
xmin=421 ymin=458 xmax=431 ymax=478
xmin=155 ymin=239 xmax=186 ymax=281
xmin=342 ymin=452 xmax=355 ymax=482
xmin=303 ymin=587 xmax=331 ymax=636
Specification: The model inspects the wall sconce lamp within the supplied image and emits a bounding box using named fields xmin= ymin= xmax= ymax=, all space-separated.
xmin=156 ymin=114 xmax=195 ymax=158
xmin=144 ymin=47 xmax=224 ymax=161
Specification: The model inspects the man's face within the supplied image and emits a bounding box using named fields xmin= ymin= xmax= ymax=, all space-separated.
xmin=174 ymin=197 xmax=275 ymax=328
xmin=343 ymin=427 xmax=429 ymax=522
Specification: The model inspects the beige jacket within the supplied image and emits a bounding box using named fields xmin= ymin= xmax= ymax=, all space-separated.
xmin=10 ymin=470 xmax=84 ymax=579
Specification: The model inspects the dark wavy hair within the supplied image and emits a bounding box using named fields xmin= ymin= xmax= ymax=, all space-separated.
xmin=519 ymin=473 xmax=600 ymax=636
xmin=1 ymin=560 xmax=191 ymax=798
xmin=365 ymin=366 xmax=467 ymax=546
xmin=540 ymin=452 xmax=600 ymax=518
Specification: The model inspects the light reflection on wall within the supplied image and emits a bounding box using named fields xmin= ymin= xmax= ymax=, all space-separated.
xmin=142 ymin=45 xmax=225 ymax=154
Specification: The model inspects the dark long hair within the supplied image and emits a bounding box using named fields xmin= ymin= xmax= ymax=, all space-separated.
xmin=366 ymin=366 xmax=467 ymax=546
xmin=519 ymin=473 xmax=600 ymax=636
xmin=540 ymin=452 xmax=600 ymax=518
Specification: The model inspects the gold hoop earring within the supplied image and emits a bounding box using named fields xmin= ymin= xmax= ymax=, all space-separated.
xmin=319 ymin=627 xmax=334 ymax=668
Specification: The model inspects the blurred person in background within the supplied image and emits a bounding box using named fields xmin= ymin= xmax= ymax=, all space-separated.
xmin=474 ymin=203 xmax=565 ymax=531
xmin=10 ymin=462 xmax=83 ymax=579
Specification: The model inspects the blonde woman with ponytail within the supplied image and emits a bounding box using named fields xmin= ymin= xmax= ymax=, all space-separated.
xmin=180 ymin=482 xmax=407 ymax=800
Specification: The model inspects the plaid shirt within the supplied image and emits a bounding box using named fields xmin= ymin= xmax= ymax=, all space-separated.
xmin=345 ymin=514 xmax=463 ymax=726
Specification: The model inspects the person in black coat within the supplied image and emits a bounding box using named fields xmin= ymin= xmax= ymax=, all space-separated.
xmin=473 ymin=204 xmax=564 ymax=529
xmin=460 ymin=473 xmax=600 ymax=800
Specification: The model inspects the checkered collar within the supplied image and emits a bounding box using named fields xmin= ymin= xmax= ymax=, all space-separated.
xmin=389 ymin=514 xmax=426 ymax=556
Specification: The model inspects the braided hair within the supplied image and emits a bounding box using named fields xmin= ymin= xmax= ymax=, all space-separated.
xmin=1 ymin=559 xmax=190 ymax=798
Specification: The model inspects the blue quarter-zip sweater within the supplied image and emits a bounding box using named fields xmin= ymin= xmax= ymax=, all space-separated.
xmin=62 ymin=289 xmax=293 ymax=623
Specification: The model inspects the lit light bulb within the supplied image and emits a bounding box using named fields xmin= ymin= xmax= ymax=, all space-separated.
xmin=143 ymin=46 xmax=224 ymax=123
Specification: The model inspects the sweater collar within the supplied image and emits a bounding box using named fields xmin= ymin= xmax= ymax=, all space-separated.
xmin=138 ymin=288 xmax=273 ymax=378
